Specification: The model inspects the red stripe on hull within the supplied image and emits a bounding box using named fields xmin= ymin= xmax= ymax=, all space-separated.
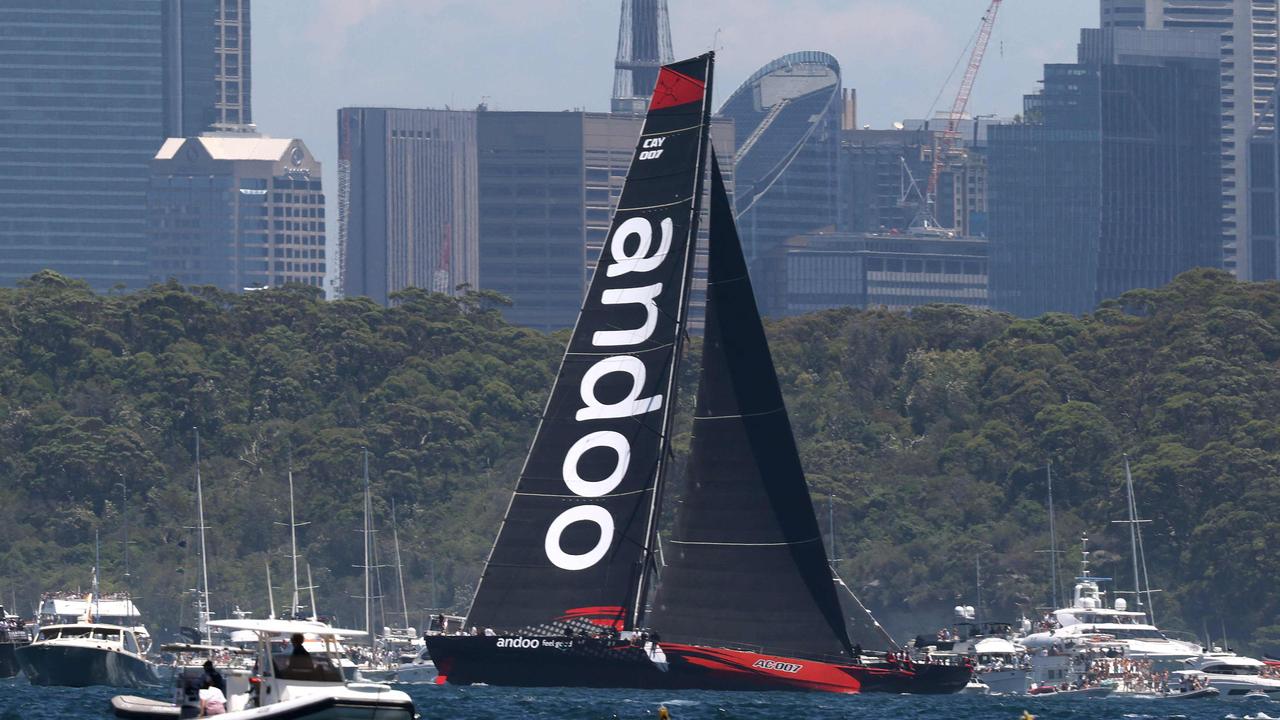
xmin=661 ymin=643 xmax=861 ymax=693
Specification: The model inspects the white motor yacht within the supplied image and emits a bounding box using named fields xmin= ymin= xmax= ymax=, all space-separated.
xmin=1182 ymin=652 xmax=1280 ymax=698
xmin=110 ymin=618 xmax=416 ymax=720
xmin=17 ymin=622 xmax=158 ymax=688
xmin=37 ymin=592 xmax=152 ymax=654
xmin=1021 ymin=544 xmax=1202 ymax=663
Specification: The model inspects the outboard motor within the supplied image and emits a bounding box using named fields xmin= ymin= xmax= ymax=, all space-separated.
xmin=175 ymin=668 xmax=204 ymax=719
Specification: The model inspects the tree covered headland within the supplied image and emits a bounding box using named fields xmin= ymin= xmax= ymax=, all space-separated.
xmin=0 ymin=268 xmax=1277 ymax=653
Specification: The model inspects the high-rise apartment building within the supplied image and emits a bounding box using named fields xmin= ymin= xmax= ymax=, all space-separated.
xmin=149 ymin=136 xmax=325 ymax=291
xmin=1101 ymin=0 xmax=1279 ymax=278
xmin=719 ymin=51 xmax=843 ymax=315
xmin=475 ymin=111 xmax=733 ymax=331
xmin=0 ymin=0 xmax=247 ymax=292
xmin=1250 ymin=93 xmax=1280 ymax=279
xmin=338 ymin=108 xmax=479 ymax=305
xmin=1100 ymin=0 xmax=1148 ymax=28
xmin=989 ymin=28 xmax=1222 ymax=316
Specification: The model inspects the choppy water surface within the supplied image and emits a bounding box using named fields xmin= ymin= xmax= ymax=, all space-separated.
xmin=0 ymin=677 xmax=1276 ymax=720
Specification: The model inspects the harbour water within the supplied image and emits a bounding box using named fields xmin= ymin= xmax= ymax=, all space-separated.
xmin=0 ymin=678 xmax=1274 ymax=720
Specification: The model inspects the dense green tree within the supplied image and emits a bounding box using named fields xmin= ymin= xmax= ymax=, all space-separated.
xmin=0 ymin=269 xmax=1276 ymax=653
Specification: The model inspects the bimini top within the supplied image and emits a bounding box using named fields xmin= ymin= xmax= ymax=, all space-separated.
xmin=207 ymin=619 xmax=367 ymax=639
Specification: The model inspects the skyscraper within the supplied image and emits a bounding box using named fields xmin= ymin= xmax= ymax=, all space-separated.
xmin=0 ymin=1 xmax=166 ymax=290
xmin=719 ymin=51 xmax=843 ymax=315
xmin=1100 ymin=0 xmax=1279 ymax=278
xmin=989 ymin=28 xmax=1222 ymax=316
xmin=474 ymin=112 xmax=733 ymax=331
xmin=0 ymin=0 xmax=244 ymax=292
xmin=148 ymin=136 xmax=326 ymax=291
xmin=338 ymin=108 xmax=479 ymax=305
xmin=611 ymin=0 xmax=673 ymax=114
xmin=163 ymin=0 xmax=252 ymax=136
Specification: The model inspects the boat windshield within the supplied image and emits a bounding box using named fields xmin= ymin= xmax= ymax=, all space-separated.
xmin=1090 ymin=628 xmax=1166 ymax=640
xmin=90 ymin=628 xmax=121 ymax=642
xmin=58 ymin=627 xmax=93 ymax=639
xmin=271 ymin=652 xmax=344 ymax=682
xmin=1203 ymin=663 xmax=1261 ymax=676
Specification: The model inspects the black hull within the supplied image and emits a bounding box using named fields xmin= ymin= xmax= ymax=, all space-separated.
xmin=426 ymin=635 xmax=969 ymax=694
xmin=0 ymin=641 xmax=21 ymax=679
xmin=16 ymin=643 xmax=158 ymax=688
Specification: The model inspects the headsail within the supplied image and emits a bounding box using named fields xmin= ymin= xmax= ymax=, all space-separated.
xmin=648 ymin=151 xmax=854 ymax=660
xmin=466 ymin=54 xmax=715 ymax=632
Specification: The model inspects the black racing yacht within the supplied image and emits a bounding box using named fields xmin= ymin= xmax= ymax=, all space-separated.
xmin=425 ymin=52 xmax=970 ymax=694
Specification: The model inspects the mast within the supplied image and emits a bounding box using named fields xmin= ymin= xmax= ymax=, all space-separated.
xmin=306 ymin=563 xmax=318 ymax=622
xmin=1046 ymin=461 xmax=1060 ymax=608
xmin=392 ymin=501 xmax=410 ymax=630
xmin=265 ymin=559 xmax=276 ymax=619
xmin=1113 ymin=454 xmax=1157 ymax=622
xmin=194 ymin=427 xmax=211 ymax=645
xmin=275 ymin=457 xmax=309 ymax=618
xmin=630 ymin=52 xmax=715 ymax=631
xmin=363 ymin=449 xmax=373 ymax=647
xmin=92 ymin=529 xmax=101 ymax=623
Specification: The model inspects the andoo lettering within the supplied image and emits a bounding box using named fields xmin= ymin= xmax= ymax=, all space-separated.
xmin=544 ymin=212 xmax=674 ymax=572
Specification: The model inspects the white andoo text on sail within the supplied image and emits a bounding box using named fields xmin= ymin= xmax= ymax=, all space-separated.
xmin=544 ymin=214 xmax=674 ymax=571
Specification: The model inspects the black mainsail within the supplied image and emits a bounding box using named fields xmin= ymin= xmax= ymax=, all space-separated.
xmin=466 ymin=54 xmax=715 ymax=633
xmin=647 ymin=152 xmax=854 ymax=660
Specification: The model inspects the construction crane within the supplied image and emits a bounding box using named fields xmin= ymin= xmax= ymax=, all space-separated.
xmin=917 ymin=0 xmax=1002 ymax=230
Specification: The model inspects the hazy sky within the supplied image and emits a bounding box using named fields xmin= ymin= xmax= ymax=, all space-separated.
xmin=251 ymin=0 xmax=1099 ymax=288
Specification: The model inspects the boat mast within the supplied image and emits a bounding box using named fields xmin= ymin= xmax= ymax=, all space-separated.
xmin=392 ymin=500 xmax=410 ymax=630
xmin=630 ymin=53 xmax=715 ymax=631
xmin=194 ymin=427 xmax=211 ymax=645
xmin=363 ymin=449 xmax=373 ymax=647
xmin=1113 ymin=454 xmax=1157 ymax=623
xmin=306 ymin=563 xmax=318 ymax=622
xmin=265 ymin=559 xmax=276 ymax=619
xmin=1046 ymin=461 xmax=1060 ymax=608
xmin=275 ymin=457 xmax=309 ymax=618
xmin=92 ymin=529 xmax=101 ymax=623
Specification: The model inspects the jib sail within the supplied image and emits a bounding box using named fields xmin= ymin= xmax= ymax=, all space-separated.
xmin=465 ymin=54 xmax=715 ymax=633
xmin=648 ymin=151 xmax=854 ymax=660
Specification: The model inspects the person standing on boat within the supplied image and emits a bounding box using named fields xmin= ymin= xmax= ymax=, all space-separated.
xmin=202 ymin=660 xmax=226 ymax=695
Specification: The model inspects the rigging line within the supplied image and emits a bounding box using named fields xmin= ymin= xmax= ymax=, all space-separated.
xmin=566 ymin=342 xmax=677 ymax=356
xmin=513 ymin=488 xmax=651 ymax=499
xmin=670 ymin=536 xmax=822 ymax=547
xmin=616 ymin=195 xmax=694 ymax=212
xmin=707 ymin=273 xmax=749 ymax=286
xmin=640 ymin=122 xmax=704 ymax=137
xmin=693 ymin=407 xmax=784 ymax=420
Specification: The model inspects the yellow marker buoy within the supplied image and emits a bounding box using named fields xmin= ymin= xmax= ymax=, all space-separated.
xmin=1021 ymin=711 xmax=1035 ymax=720
xmin=658 ymin=705 xmax=670 ymax=720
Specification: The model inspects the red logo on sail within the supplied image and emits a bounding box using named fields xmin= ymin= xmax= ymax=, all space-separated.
xmin=649 ymin=68 xmax=705 ymax=111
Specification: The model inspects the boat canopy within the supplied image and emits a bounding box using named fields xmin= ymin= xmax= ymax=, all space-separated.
xmin=207 ymin=619 xmax=367 ymax=638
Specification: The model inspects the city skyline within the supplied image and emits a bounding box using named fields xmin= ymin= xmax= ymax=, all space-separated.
xmin=252 ymin=0 xmax=1097 ymax=290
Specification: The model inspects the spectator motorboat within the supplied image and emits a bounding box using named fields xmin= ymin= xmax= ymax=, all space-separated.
xmin=109 ymin=618 xmax=416 ymax=719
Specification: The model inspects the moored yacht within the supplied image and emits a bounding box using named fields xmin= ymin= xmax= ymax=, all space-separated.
xmin=0 ymin=605 xmax=31 ymax=678
xmin=17 ymin=621 xmax=158 ymax=688
xmin=36 ymin=592 xmax=152 ymax=654
xmin=1182 ymin=652 xmax=1280 ymax=698
xmin=1021 ymin=538 xmax=1202 ymax=664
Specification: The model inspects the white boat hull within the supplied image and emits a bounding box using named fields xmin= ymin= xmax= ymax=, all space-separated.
xmin=112 ymin=685 xmax=416 ymax=720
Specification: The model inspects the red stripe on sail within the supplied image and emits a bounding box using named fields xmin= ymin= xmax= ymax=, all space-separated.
xmin=649 ymin=68 xmax=705 ymax=111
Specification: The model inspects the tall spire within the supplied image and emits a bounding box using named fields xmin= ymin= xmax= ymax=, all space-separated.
xmin=612 ymin=0 xmax=674 ymax=113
